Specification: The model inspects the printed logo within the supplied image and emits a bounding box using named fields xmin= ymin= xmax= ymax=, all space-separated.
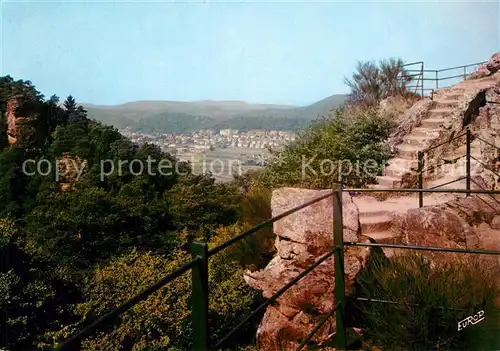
xmin=457 ymin=310 xmax=485 ymax=331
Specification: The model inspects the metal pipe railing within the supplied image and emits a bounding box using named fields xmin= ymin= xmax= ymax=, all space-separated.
xmin=423 ymin=132 xmax=466 ymax=153
xmin=296 ymin=303 xmax=339 ymax=351
xmin=56 ymin=257 xmax=201 ymax=350
xmin=57 ymin=128 xmax=500 ymax=351
xmin=214 ymin=249 xmax=337 ymax=349
xmin=403 ymin=60 xmax=487 ymax=96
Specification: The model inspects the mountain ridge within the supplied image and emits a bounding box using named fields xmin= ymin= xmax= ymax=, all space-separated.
xmin=83 ymin=94 xmax=348 ymax=132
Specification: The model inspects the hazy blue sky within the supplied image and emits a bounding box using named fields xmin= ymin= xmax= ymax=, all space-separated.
xmin=1 ymin=1 xmax=499 ymax=106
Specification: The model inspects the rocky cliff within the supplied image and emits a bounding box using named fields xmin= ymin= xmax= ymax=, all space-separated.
xmin=245 ymin=53 xmax=500 ymax=350
xmin=244 ymin=188 xmax=384 ymax=350
xmin=2 ymin=97 xmax=37 ymax=147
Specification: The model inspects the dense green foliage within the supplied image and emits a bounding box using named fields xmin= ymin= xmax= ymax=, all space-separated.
xmin=344 ymin=58 xmax=412 ymax=107
xmin=2 ymin=63 xmax=496 ymax=351
xmin=257 ymin=106 xmax=395 ymax=189
xmin=0 ymin=76 xmax=261 ymax=350
xmin=354 ymin=253 xmax=500 ymax=350
xmin=85 ymin=95 xmax=347 ymax=133
xmin=103 ymin=112 xmax=313 ymax=133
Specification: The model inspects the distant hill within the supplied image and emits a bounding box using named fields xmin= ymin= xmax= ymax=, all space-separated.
xmin=83 ymin=94 xmax=348 ymax=132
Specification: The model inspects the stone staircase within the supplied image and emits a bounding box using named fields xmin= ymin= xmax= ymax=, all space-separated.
xmin=354 ymin=74 xmax=500 ymax=245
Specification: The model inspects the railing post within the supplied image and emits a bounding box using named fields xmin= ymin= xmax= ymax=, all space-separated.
xmin=418 ymin=151 xmax=424 ymax=208
xmin=333 ymin=184 xmax=347 ymax=350
xmin=464 ymin=66 xmax=467 ymax=80
xmin=421 ymin=62 xmax=424 ymax=97
xmin=190 ymin=241 xmax=209 ymax=350
xmin=435 ymin=71 xmax=439 ymax=89
xmin=466 ymin=129 xmax=471 ymax=197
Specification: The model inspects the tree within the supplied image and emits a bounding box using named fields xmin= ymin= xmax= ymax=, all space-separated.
xmin=63 ymin=95 xmax=88 ymax=125
xmin=0 ymin=217 xmax=80 ymax=350
xmin=258 ymin=106 xmax=394 ymax=189
xmin=344 ymin=58 xmax=411 ymax=107
xmin=164 ymin=174 xmax=243 ymax=240
xmin=63 ymin=95 xmax=77 ymax=113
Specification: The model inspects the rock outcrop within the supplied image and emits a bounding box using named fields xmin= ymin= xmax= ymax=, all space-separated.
xmin=244 ymin=188 xmax=379 ymax=350
xmin=390 ymin=195 xmax=500 ymax=266
xmin=246 ymin=54 xmax=500 ymax=350
xmin=486 ymin=52 xmax=500 ymax=75
xmin=468 ymin=52 xmax=500 ymax=79
xmin=6 ymin=99 xmax=20 ymax=145
xmin=3 ymin=98 xmax=37 ymax=147
xmin=57 ymin=152 xmax=86 ymax=192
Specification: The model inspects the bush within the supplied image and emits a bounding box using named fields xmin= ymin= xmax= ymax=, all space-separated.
xmin=345 ymin=58 xmax=413 ymax=107
xmin=353 ymin=253 xmax=500 ymax=350
xmin=51 ymin=233 xmax=264 ymax=350
xmin=238 ymin=186 xmax=275 ymax=270
xmin=257 ymin=106 xmax=394 ymax=189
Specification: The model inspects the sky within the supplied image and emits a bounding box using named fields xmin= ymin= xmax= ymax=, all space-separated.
xmin=1 ymin=0 xmax=499 ymax=107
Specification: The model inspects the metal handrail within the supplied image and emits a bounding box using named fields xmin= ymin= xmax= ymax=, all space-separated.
xmin=57 ymin=123 xmax=500 ymax=351
xmin=423 ymin=132 xmax=466 ymax=153
xmin=354 ymin=297 xmax=487 ymax=312
xmin=436 ymin=61 xmax=487 ymax=73
xmin=475 ymin=135 xmax=500 ymax=151
xmin=208 ymin=190 xmax=333 ymax=257
xmin=214 ymin=249 xmax=336 ymax=349
xmin=470 ymin=177 xmax=500 ymax=210
xmin=296 ymin=303 xmax=339 ymax=351
xmin=345 ymin=240 xmax=500 ymax=255
xmin=56 ymin=257 xmax=201 ymax=350
xmin=422 ymin=154 xmax=466 ymax=173
xmin=470 ymin=155 xmax=500 ymax=179
xmin=428 ymin=176 xmax=467 ymax=190
xmin=401 ymin=60 xmax=488 ymax=96
xmin=57 ymin=190 xmax=340 ymax=351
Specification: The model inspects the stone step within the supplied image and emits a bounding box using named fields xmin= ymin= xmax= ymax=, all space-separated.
xmin=425 ymin=174 xmax=485 ymax=191
xmin=358 ymin=209 xmax=391 ymax=217
xmin=411 ymin=127 xmax=441 ymax=137
xmin=428 ymin=108 xmax=455 ymax=118
xmin=395 ymin=144 xmax=420 ymax=158
xmin=420 ymin=117 xmax=447 ymax=128
xmin=363 ymin=230 xmax=398 ymax=244
xmin=402 ymin=134 xmax=436 ymax=147
xmin=435 ymin=93 xmax=463 ymax=101
xmin=360 ymin=214 xmax=393 ymax=233
xmin=384 ymin=158 xmax=418 ymax=177
xmin=385 ymin=166 xmax=416 ymax=178
xmin=433 ymin=100 xmax=461 ymax=109
xmin=374 ymin=175 xmax=402 ymax=188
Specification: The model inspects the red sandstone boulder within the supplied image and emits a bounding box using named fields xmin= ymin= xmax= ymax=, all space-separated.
xmin=468 ymin=64 xmax=490 ymax=79
xmin=486 ymin=52 xmax=500 ymax=74
xmin=244 ymin=188 xmax=378 ymax=350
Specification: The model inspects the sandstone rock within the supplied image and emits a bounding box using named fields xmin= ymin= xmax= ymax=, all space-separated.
xmin=57 ymin=152 xmax=86 ymax=191
xmin=486 ymin=52 xmax=500 ymax=74
xmin=245 ymin=188 xmax=370 ymax=350
xmin=395 ymin=205 xmax=472 ymax=246
xmin=3 ymin=98 xmax=37 ymax=147
xmin=491 ymin=215 xmax=500 ymax=229
xmin=390 ymin=195 xmax=500 ymax=263
xmin=6 ymin=99 xmax=19 ymax=145
xmin=388 ymin=99 xmax=433 ymax=152
xmin=379 ymin=95 xmax=418 ymax=122
xmin=256 ymin=307 xmax=336 ymax=351
xmin=468 ymin=64 xmax=491 ymax=80
xmin=271 ymin=188 xmax=359 ymax=248
xmin=486 ymin=86 xmax=500 ymax=104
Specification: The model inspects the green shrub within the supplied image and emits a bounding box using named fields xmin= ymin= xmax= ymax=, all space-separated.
xmin=239 ymin=186 xmax=275 ymax=270
xmin=258 ymin=106 xmax=394 ymax=189
xmin=353 ymin=253 xmax=500 ymax=350
xmin=344 ymin=57 xmax=413 ymax=107
xmin=50 ymin=232 xmax=263 ymax=350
